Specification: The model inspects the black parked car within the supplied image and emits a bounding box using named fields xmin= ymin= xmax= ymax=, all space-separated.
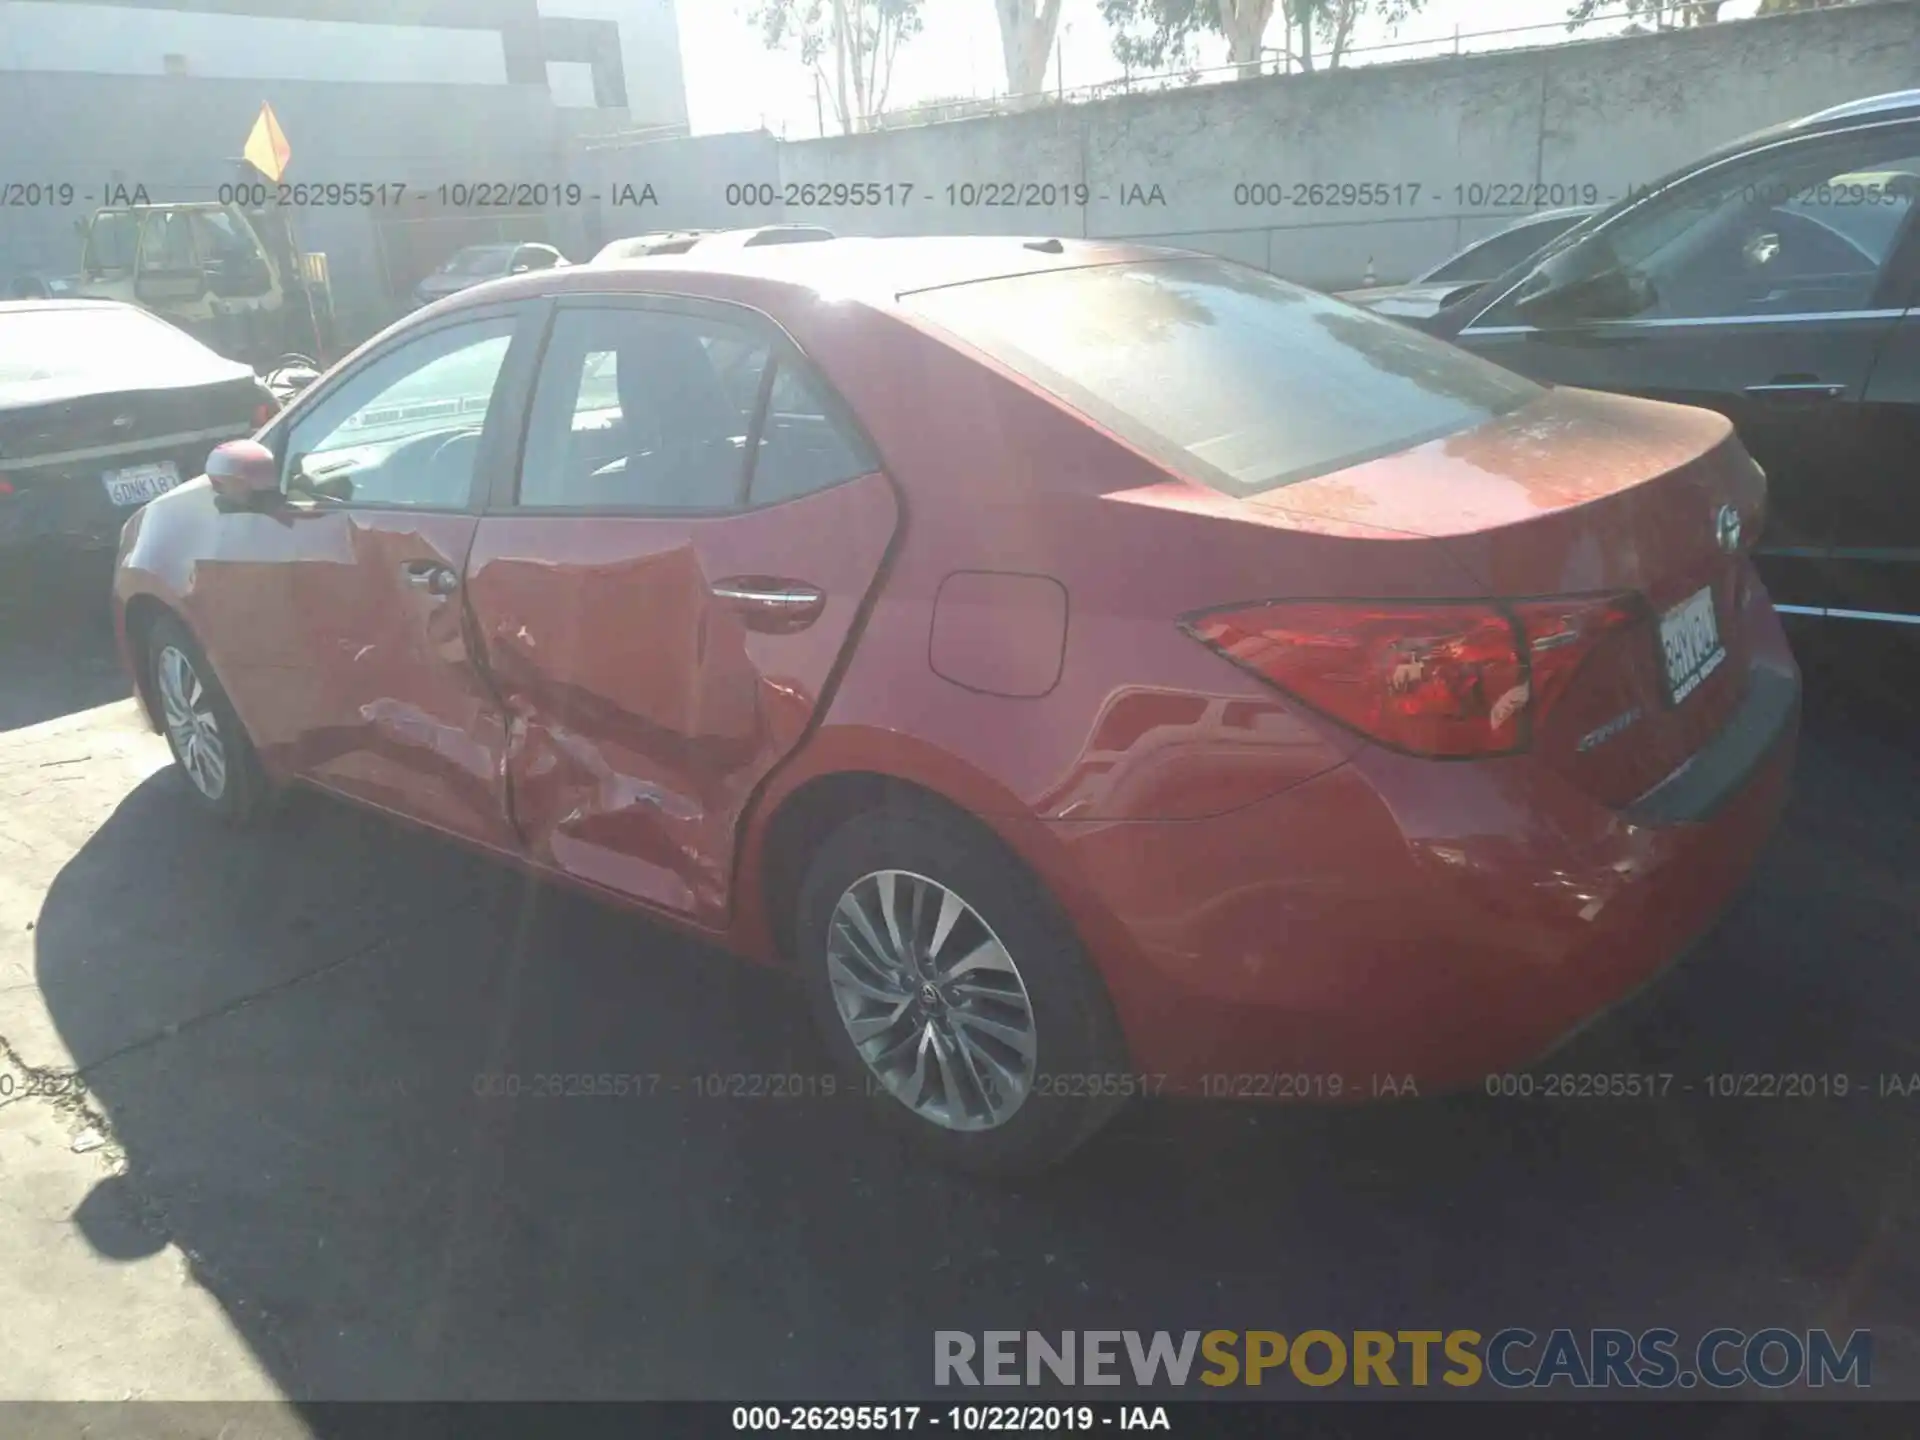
xmin=1337 ymin=206 xmax=1599 ymax=322
xmin=0 ymin=300 xmax=273 ymax=553
xmin=1426 ymin=90 xmax=1920 ymax=632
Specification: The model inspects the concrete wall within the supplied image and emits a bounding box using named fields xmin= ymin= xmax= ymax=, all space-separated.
xmin=587 ymin=0 xmax=1920 ymax=288
xmin=575 ymin=130 xmax=782 ymax=252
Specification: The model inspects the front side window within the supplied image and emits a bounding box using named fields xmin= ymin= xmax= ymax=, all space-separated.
xmin=904 ymin=257 xmax=1540 ymax=497
xmin=192 ymin=211 xmax=271 ymax=297
xmin=137 ymin=212 xmax=197 ymax=273
xmin=83 ymin=213 xmax=138 ymax=273
xmin=284 ymin=318 xmax=515 ymax=509
xmin=1482 ymin=130 xmax=1920 ymax=325
xmin=517 ymin=307 xmax=771 ymax=511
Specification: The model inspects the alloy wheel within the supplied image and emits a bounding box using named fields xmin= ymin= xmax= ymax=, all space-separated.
xmin=825 ymin=869 xmax=1038 ymax=1132
xmin=156 ymin=644 xmax=227 ymax=801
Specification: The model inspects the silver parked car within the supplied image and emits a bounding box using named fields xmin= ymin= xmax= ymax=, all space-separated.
xmin=413 ymin=243 xmax=567 ymax=306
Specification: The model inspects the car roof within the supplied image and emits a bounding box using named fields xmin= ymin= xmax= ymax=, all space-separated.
xmin=592 ymin=231 xmax=711 ymax=260
xmin=695 ymin=225 xmax=836 ymax=249
xmin=592 ymin=226 xmax=833 ymax=262
xmin=530 ymin=235 xmax=1175 ymax=307
xmin=1796 ymin=89 xmax=1920 ymax=128
xmin=1705 ymin=89 xmax=1920 ymax=168
xmin=1491 ymin=205 xmax=1600 ymax=229
xmin=0 ymin=298 xmax=142 ymax=315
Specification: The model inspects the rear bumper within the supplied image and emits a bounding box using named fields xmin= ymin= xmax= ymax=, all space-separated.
xmin=0 ymin=477 xmax=143 ymax=551
xmin=0 ymin=442 xmax=229 ymax=553
xmin=1053 ymin=618 xmax=1800 ymax=1097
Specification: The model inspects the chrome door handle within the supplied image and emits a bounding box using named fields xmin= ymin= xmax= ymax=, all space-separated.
xmin=710 ymin=577 xmax=826 ymax=633
xmin=402 ymin=561 xmax=459 ymax=595
xmin=1743 ymin=381 xmax=1846 ymax=400
xmin=710 ymin=581 xmax=823 ymax=608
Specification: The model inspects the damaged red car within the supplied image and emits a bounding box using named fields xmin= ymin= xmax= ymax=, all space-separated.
xmin=113 ymin=238 xmax=1799 ymax=1172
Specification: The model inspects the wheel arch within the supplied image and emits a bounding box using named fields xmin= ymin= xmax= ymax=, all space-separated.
xmin=742 ymin=729 xmax=1135 ymax=993
xmin=121 ymin=592 xmax=178 ymax=732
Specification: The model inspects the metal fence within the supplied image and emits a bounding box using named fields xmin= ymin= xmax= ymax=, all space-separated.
xmin=855 ymin=4 xmax=1752 ymax=134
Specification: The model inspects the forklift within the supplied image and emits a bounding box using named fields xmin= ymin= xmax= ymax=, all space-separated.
xmin=71 ymin=165 xmax=337 ymax=398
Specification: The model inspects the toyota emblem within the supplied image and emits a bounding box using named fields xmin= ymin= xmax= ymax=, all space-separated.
xmin=1715 ymin=503 xmax=1742 ymax=555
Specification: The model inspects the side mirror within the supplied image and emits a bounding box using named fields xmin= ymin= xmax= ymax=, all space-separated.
xmin=206 ymin=439 xmax=280 ymax=507
xmin=1512 ymin=267 xmax=1655 ymax=327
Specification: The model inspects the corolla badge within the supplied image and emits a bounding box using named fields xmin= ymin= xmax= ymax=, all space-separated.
xmin=1715 ymin=503 xmax=1742 ymax=555
xmin=1577 ymin=706 xmax=1644 ymax=753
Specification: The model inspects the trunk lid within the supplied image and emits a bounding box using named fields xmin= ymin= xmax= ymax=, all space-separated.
xmin=0 ymin=377 xmax=257 ymax=464
xmin=1242 ymin=387 xmax=1769 ymax=807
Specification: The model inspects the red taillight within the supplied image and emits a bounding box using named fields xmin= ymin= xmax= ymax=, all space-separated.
xmin=1184 ymin=594 xmax=1640 ymax=759
xmin=0 ymin=476 xmax=12 ymax=496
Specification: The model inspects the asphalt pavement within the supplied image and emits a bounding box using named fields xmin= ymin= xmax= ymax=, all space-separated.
xmin=1 ymin=551 xmax=1916 ymax=1405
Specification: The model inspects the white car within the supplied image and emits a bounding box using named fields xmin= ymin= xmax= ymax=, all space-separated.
xmin=591 ymin=226 xmax=835 ymax=263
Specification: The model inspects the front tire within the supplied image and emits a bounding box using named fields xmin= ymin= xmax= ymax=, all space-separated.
xmin=147 ymin=615 xmax=270 ymax=826
xmin=796 ymin=803 xmax=1131 ymax=1175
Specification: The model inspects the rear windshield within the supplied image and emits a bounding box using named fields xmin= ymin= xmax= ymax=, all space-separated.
xmin=0 ymin=306 xmax=224 ymax=393
xmin=901 ymin=257 xmax=1541 ymax=496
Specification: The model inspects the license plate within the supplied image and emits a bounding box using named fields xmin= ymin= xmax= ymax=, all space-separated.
xmin=1660 ymin=585 xmax=1726 ymax=705
xmin=101 ymin=461 xmax=181 ymax=508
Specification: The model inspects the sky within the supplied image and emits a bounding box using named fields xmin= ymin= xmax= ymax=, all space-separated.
xmin=674 ymin=0 xmax=1771 ymax=139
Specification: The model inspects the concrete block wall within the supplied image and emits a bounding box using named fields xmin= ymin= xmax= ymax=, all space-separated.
xmin=581 ymin=0 xmax=1920 ymax=288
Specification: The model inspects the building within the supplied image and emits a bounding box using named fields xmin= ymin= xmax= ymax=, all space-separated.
xmin=0 ymin=0 xmax=689 ymax=338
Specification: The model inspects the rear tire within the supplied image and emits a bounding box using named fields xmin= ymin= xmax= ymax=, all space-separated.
xmin=147 ymin=615 xmax=271 ymax=826
xmin=795 ymin=802 xmax=1131 ymax=1176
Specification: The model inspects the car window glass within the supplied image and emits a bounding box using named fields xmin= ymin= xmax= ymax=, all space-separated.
xmin=1483 ymin=133 xmax=1920 ymax=324
xmin=284 ymin=318 xmax=514 ymax=509
xmin=749 ymin=360 xmax=879 ymax=505
xmin=191 ymin=212 xmax=271 ymax=296
xmin=905 ymin=257 xmax=1539 ymax=497
xmin=518 ymin=307 xmax=771 ymax=511
xmin=1422 ymin=216 xmax=1582 ymax=284
xmin=137 ymin=213 xmax=197 ymax=272
xmin=84 ymin=212 xmax=138 ymax=272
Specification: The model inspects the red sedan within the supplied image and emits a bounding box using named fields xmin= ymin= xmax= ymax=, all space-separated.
xmin=113 ymin=238 xmax=1799 ymax=1172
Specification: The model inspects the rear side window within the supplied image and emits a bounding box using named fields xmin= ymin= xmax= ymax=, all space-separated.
xmin=518 ymin=307 xmax=770 ymax=511
xmin=902 ymin=257 xmax=1540 ymax=497
xmin=749 ymin=360 xmax=880 ymax=505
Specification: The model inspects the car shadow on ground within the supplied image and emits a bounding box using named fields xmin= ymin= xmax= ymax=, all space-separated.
xmin=0 ymin=550 xmax=130 ymax=732
xmin=24 ymin=631 xmax=1920 ymax=1401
